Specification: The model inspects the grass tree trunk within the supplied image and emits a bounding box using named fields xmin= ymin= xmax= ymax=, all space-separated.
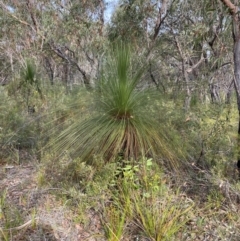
xmin=220 ymin=0 xmax=240 ymax=175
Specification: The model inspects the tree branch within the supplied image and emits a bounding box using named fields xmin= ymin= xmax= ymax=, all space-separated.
xmin=98 ymin=0 xmax=105 ymax=36
xmin=147 ymin=0 xmax=172 ymax=59
xmin=152 ymin=0 xmax=168 ymax=41
xmin=0 ymin=2 xmax=31 ymax=27
xmin=174 ymin=36 xmax=189 ymax=82
xmin=186 ymin=53 xmax=205 ymax=73
xmin=49 ymin=43 xmax=91 ymax=88
xmin=220 ymin=0 xmax=237 ymax=14
xmin=26 ymin=0 xmax=39 ymax=33
xmin=208 ymin=14 xmax=224 ymax=49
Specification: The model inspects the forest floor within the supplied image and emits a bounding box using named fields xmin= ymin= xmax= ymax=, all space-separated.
xmin=2 ymin=153 xmax=240 ymax=240
xmin=0 ymin=156 xmax=104 ymax=241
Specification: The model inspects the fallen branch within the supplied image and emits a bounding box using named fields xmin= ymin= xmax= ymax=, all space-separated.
xmin=0 ymin=217 xmax=39 ymax=231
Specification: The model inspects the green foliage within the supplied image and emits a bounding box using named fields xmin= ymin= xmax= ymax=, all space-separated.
xmin=0 ymin=81 xmax=70 ymax=164
xmin=0 ymin=191 xmax=24 ymax=241
xmin=102 ymin=204 xmax=126 ymax=241
xmin=102 ymin=158 xmax=193 ymax=241
xmin=207 ymin=189 xmax=225 ymax=209
xmin=19 ymin=60 xmax=43 ymax=108
xmin=52 ymin=45 xmax=180 ymax=167
xmin=193 ymin=103 xmax=236 ymax=175
xmin=40 ymin=154 xmax=95 ymax=190
xmin=132 ymin=193 xmax=192 ymax=241
xmin=107 ymin=0 xmax=146 ymax=44
xmin=0 ymin=88 xmax=41 ymax=163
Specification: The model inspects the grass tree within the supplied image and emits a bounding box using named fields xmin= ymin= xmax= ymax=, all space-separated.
xmin=19 ymin=60 xmax=43 ymax=112
xmin=53 ymin=44 xmax=181 ymax=167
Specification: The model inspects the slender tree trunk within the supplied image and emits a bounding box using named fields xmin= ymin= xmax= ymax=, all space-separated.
xmin=220 ymin=0 xmax=240 ymax=176
xmin=174 ymin=36 xmax=192 ymax=112
xmin=233 ymin=38 xmax=240 ymax=175
xmin=232 ymin=8 xmax=240 ymax=177
xmin=226 ymin=79 xmax=234 ymax=104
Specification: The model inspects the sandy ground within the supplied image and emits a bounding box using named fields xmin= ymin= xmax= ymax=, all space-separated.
xmin=0 ymin=163 xmax=104 ymax=241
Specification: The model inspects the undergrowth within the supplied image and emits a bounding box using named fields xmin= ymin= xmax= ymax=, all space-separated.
xmin=1 ymin=50 xmax=240 ymax=240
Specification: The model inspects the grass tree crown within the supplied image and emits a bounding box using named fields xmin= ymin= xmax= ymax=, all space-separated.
xmin=53 ymin=44 xmax=179 ymax=166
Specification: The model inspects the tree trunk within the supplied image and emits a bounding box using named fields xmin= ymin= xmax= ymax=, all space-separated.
xmin=233 ymin=37 xmax=240 ymax=176
xmin=232 ymin=9 xmax=240 ymax=177
xmin=220 ymin=0 xmax=240 ymax=176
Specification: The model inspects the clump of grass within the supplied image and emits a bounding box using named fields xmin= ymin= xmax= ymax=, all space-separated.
xmin=0 ymin=191 xmax=24 ymax=241
xmin=102 ymin=204 xmax=126 ymax=241
xmin=101 ymin=158 xmax=193 ymax=241
xmin=132 ymin=192 xmax=192 ymax=241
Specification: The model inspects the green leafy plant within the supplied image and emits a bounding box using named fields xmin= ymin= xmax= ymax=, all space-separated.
xmin=0 ymin=90 xmax=40 ymax=163
xmin=106 ymin=158 xmax=193 ymax=241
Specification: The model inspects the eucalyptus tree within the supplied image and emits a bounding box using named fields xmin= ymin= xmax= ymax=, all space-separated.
xmin=219 ymin=0 xmax=240 ymax=172
xmin=173 ymin=1 xmax=232 ymax=108
xmin=0 ymin=0 xmax=107 ymax=88
xmin=107 ymin=0 xmax=188 ymax=96
xmin=107 ymin=0 xmax=233 ymax=108
xmin=0 ymin=0 xmax=58 ymax=84
xmin=108 ymin=0 xmax=172 ymax=54
xmin=108 ymin=0 xmax=146 ymax=46
xmin=47 ymin=0 xmax=106 ymax=88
